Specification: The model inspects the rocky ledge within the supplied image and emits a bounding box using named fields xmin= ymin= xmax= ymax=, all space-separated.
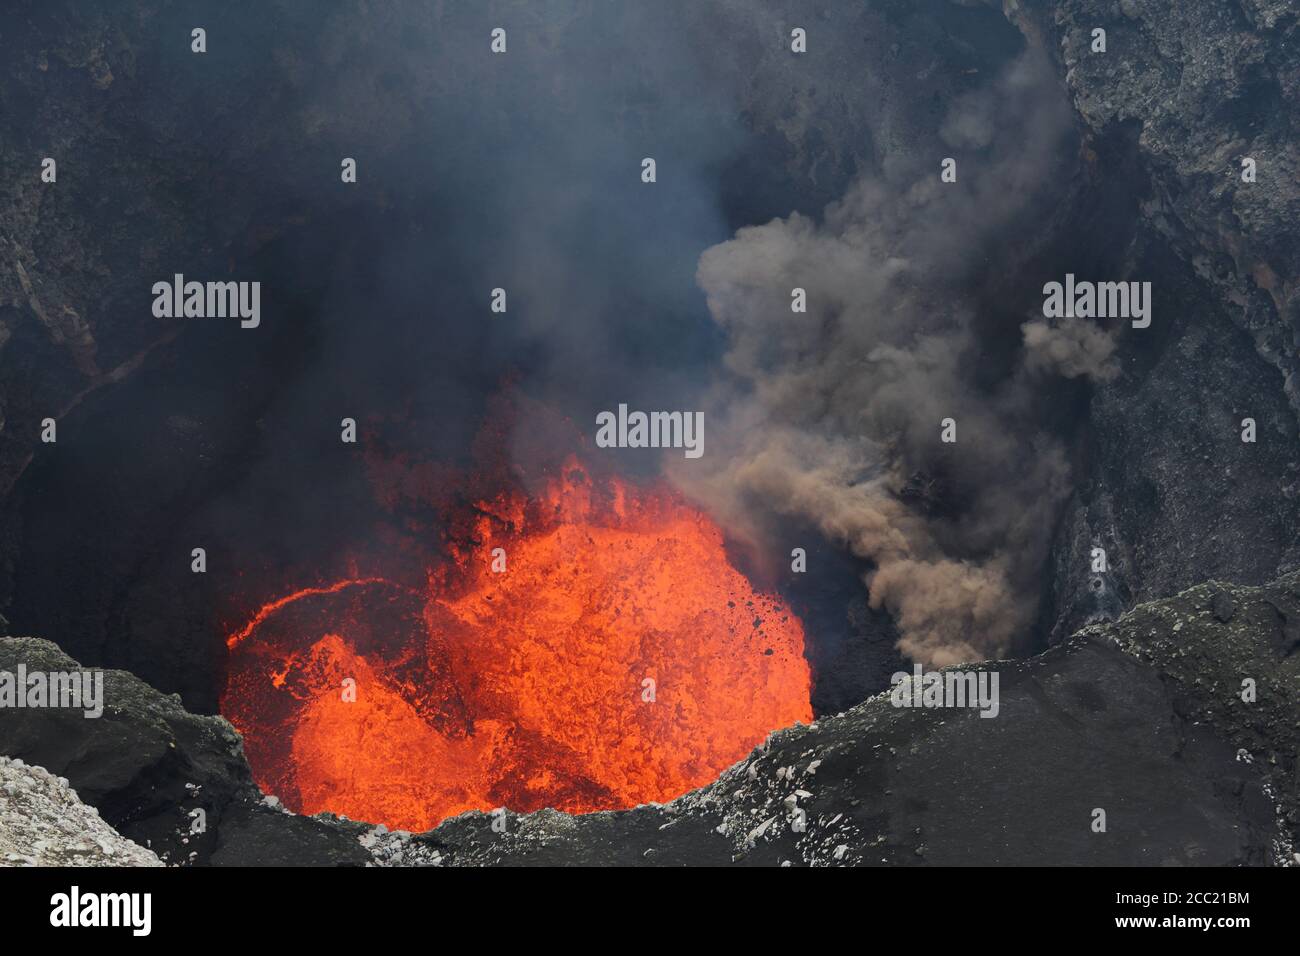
xmin=1 ymin=571 xmax=1297 ymax=866
xmin=0 ymin=755 xmax=159 ymax=866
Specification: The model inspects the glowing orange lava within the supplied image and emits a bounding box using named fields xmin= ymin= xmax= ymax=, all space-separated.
xmin=222 ymin=459 xmax=811 ymax=832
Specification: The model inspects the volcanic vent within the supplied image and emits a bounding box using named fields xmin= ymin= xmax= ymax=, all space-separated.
xmin=222 ymin=455 xmax=812 ymax=832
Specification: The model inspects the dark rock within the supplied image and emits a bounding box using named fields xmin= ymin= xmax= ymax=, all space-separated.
xmin=1010 ymin=0 xmax=1300 ymax=637
xmin=6 ymin=571 xmax=1297 ymax=866
xmin=1212 ymin=590 xmax=1237 ymax=622
xmin=1264 ymin=599 xmax=1300 ymax=658
xmin=413 ymin=573 xmax=1298 ymax=865
xmin=418 ymin=601 xmax=1291 ymax=866
xmin=209 ymin=804 xmax=371 ymax=867
xmin=0 ymin=637 xmax=367 ymax=865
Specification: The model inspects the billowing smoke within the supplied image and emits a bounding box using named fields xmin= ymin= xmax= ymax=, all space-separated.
xmin=1021 ymin=318 xmax=1120 ymax=382
xmin=671 ymin=49 xmax=1101 ymax=667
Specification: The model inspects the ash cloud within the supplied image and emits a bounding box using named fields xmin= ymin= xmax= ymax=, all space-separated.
xmin=1021 ymin=317 xmax=1121 ymax=382
xmin=671 ymin=49 xmax=1082 ymax=667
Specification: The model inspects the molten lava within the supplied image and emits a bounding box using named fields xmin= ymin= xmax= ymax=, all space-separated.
xmin=222 ymin=459 xmax=811 ymax=832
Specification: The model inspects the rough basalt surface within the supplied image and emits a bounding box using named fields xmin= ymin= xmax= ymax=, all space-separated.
xmin=407 ymin=572 xmax=1299 ymax=867
xmin=0 ymin=637 xmax=369 ymax=866
xmin=2 ymin=572 xmax=1296 ymax=866
xmin=1003 ymin=0 xmax=1300 ymax=636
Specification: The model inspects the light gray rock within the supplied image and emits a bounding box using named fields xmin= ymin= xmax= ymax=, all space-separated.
xmin=0 ymin=755 xmax=161 ymax=866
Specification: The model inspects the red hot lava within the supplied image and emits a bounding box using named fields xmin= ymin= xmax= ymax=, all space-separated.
xmin=222 ymin=458 xmax=811 ymax=832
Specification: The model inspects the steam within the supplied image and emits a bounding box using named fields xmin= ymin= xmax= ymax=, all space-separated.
xmin=672 ymin=50 xmax=1089 ymax=667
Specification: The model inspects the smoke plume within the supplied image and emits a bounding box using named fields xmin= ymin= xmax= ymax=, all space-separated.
xmin=672 ymin=50 xmax=1085 ymax=667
